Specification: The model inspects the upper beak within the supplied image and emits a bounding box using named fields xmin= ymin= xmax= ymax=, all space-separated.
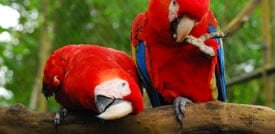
xmin=171 ymin=16 xmax=196 ymax=43
xmin=95 ymin=95 xmax=133 ymax=120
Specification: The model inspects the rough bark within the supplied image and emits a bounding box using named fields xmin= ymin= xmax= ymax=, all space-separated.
xmin=0 ymin=101 xmax=274 ymax=134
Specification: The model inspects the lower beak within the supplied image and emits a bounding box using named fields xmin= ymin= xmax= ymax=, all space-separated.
xmin=95 ymin=95 xmax=133 ymax=120
xmin=171 ymin=16 xmax=196 ymax=43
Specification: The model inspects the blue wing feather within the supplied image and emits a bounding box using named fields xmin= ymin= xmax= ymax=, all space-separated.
xmin=135 ymin=41 xmax=165 ymax=107
xmin=208 ymin=26 xmax=227 ymax=102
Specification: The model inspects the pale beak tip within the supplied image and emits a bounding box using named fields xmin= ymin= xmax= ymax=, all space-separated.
xmin=96 ymin=100 xmax=133 ymax=120
xmin=176 ymin=38 xmax=184 ymax=43
xmin=173 ymin=16 xmax=196 ymax=43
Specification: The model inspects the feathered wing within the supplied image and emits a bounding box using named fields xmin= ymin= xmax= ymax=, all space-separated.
xmin=131 ymin=13 xmax=165 ymax=107
xmin=208 ymin=25 xmax=227 ymax=101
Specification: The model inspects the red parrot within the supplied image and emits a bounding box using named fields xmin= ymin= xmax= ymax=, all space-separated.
xmin=42 ymin=45 xmax=144 ymax=121
xmin=131 ymin=0 xmax=226 ymax=121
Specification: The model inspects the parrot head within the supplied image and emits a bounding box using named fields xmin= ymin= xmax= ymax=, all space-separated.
xmin=42 ymin=45 xmax=144 ymax=120
xmin=147 ymin=0 xmax=210 ymax=42
xmin=93 ymin=70 xmax=143 ymax=120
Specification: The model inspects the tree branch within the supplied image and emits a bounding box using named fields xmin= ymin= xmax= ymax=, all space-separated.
xmin=227 ymin=64 xmax=275 ymax=87
xmin=0 ymin=102 xmax=274 ymax=133
xmin=223 ymin=0 xmax=262 ymax=34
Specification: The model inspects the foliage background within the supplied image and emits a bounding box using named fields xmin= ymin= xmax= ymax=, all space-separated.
xmin=0 ymin=0 xmax=273 ymax=111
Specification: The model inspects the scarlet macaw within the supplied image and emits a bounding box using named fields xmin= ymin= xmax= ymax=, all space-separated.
xmin=42 ymin=45 xmax=144 ymax=123
xmin=131 ymin=0 xmax=226 ymax=121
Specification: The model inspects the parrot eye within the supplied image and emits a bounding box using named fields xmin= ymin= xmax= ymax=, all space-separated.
xmin=172 ymin=0 xmax=176 ymax=5
xmin=168 ymin=0 xmax=179 ymax=22
xmin=94 ymin=78 xmax=131 ymax=99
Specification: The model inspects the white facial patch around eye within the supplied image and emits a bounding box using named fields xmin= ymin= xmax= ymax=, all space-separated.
xmin=168 ymin=0 xmax=179 ymax=22
xmin=94 ymin=78 xmax=131 ymax=99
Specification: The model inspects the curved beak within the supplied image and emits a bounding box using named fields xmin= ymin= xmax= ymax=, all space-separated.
xmin=95 ymin=95 xmax=133 ymax=120
xmin=42 ymin=84 xmax=53 ymax=99
xmin=171 ymin=16 xmax=196 ymax=43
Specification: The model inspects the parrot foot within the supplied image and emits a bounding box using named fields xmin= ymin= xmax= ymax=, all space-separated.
xmin=185 ymin=35 xmax=215 ymax=57
xmin=185 ymin=32 xmax=227 ymax=57
xmin=200 ymin=32 xmax=228 ymax=41
xmin=54 ymin=108 xmax=68 ymax=126
xmin=173 ymin=97 xmax=193 ymax=126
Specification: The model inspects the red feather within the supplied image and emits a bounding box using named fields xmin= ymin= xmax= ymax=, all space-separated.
xmin=132 ymin=0 xmax=220 ymax=103
xmin=43 ymin=45 xmax=143 ymax=114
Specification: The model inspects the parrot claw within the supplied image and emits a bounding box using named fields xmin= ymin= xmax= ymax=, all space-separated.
xmin=54 ymin=113 xmax=60 ymax=126
xmin=185 ymin=32 xmax=227 ymax=56
xmin=185 ymin=35 xmax=215 ymax=57
xmin=173 ymin=97 xmax=193 ymax=126
xmin=54 ymin=108 xmax=68 ymax=126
